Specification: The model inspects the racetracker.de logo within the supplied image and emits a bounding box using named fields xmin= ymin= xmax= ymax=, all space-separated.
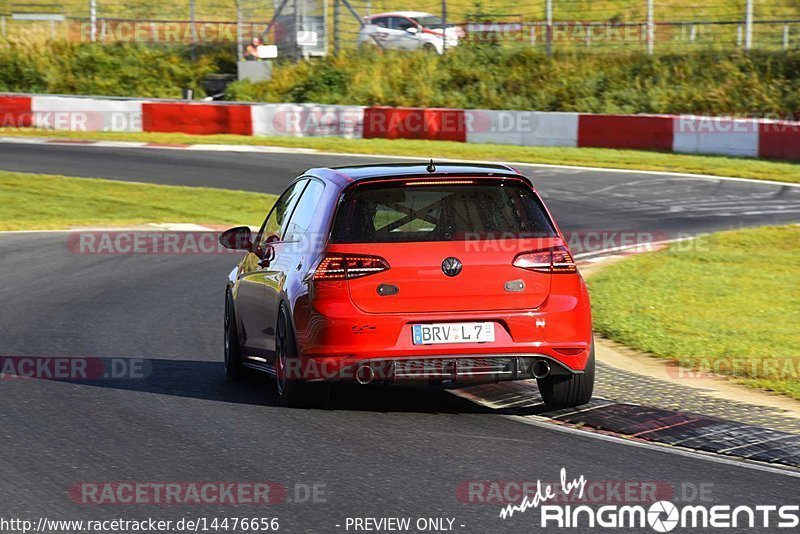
xmin=77 ymin=21 xmax=241 ymax=43
xmin=0 ymin=356 xmax=148 ymax=381
xmin=67 ymin=232 xmax=240 ymax=255
xmin=676 ymin=114 xmax=800 ymax=135
xmin=270 ymin=109 xmax=363 ymax=136
xmin=458 ymin=480 xmax=675 ymax=505
xmin=69 ymin=482 xmax=288 ymax=505
xmin=665 ymin=357 xmax=800 ymax=381
xmin=0 ymin=111 xmax=141 ymax=131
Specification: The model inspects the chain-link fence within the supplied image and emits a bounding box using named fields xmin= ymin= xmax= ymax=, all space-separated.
xmin=1 ymin=1 xmax=799 ymax=56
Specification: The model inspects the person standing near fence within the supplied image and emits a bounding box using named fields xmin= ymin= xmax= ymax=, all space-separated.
xmin=244 ymin=36 xmax=262 ymax=60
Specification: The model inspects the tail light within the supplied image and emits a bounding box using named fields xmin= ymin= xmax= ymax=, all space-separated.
xmin=313 ymin=254 xmax=390 ymax=281
xmin=513 ymin=246 xmax=577 ymax=274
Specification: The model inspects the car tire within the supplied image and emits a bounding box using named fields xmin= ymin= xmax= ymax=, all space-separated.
xmin=537 ymin=341 xmax=595 ymax=408
xmin=224 ymin=291 xmax=244 ymax=382
xmin=275 ymin=304 xmax=330 ymax=408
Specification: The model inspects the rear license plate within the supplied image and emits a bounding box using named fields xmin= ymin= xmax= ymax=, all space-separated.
xmin=412 ymin=322 xmax=495 ymax=345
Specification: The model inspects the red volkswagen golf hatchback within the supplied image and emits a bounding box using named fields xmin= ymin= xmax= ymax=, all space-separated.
xmin=220 ymin=163 xmax=594 ymax=407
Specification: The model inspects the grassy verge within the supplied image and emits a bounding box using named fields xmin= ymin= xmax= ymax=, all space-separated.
xmin=588 ymin=225 xmax=800 ymax=400
xmin=3 ymin=128 xmax=800 ymax=184
xmin=0 ymin=171 xmax=276 ymax=231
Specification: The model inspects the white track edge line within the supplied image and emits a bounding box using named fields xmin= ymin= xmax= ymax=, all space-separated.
xmin=0 ymin=136 xmax=798 ymax=189
xmin=572 ymin=236 xmax=698 ymax=259
xmin=295 ymin=149 xmax=800 ymax=189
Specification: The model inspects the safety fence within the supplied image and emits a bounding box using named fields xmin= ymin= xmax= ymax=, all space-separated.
xmin=1 ymin=1 xmax=799 ymax=55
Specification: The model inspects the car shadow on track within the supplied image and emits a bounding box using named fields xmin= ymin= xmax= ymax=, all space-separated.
xmin=50 ymin=358 xmax=508 ymax=414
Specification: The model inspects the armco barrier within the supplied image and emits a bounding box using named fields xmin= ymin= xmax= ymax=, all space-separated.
xmin=673 ymin=116 xmax=759 ymax=158
xmin=578 ymin=114 xmax=674 ymax=150
xmin=4 ymin=92 xmax=800 ymax=161
xmin=251 ymin=104 xmax=364 ymax=138
xmin=363 ymin=106 xmax=466 ymax=142
xmin=465 ymin=110 xmax=578 ymax=147
xmin=142 ymin=102 xmax=252 ymax=135
xmin=0 ymin=95 xmax=32 ymax=127
xmin=31 ymin=96 xmax=143 ymax=132
xmin=758 ymin=121 xmax=800 ymax=161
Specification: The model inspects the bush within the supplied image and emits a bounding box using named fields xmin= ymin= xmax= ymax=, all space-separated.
xmin=2 ymin=32 xmax=799 ymax=115
xmin=225 ymin=46 xmax=800 ymax=115
xmin=0 ymin=33 xmax=236 ymax=98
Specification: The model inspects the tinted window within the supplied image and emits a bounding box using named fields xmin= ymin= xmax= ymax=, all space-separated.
xmin=371 ymin=17 xmax=390 ymax=28
xmin=412 ymin=15 xmax=444 ymax=29
xmin=330 ymin=181 xmax=556 ymax=243
xmin=391 ymin=17 xmax=415 ymax=31
xmin=283 ymin=180 xmax=325 ymax=242
xmin=259 ymin=179 xmax=306 ymax=246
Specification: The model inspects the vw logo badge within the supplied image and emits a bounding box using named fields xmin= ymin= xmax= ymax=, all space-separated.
xmin=441 ymin=257 xmax=463 ymax=277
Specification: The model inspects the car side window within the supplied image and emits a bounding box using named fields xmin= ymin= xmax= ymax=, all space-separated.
xmin=257 ymin=179 xmax=307 ymax=247
xmin=371 ymin=17 xmax=390 ymax=28
xmin=392 ymin=17 xmax=415 ymax=31
xmin=282 ymin=179 xmax=325 ymax=243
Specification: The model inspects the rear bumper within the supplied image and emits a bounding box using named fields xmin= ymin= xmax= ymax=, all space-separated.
xmin=292 ymin=275 xmax=592 ymax=383
xmin=280 ymin=354 xmax=578 ymax=385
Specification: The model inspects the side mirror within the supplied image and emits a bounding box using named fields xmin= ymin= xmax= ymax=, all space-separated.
xmin=218 ymin=226 xmax=252 ymax=251
xmin=406 ymin=26 xmax=419 ymax=35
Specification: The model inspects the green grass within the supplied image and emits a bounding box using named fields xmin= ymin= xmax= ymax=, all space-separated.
xmin=2 ymin=127 xmax=800 ymax=184
xmin=0 ymin=171 xmax=276 ymax=230
xmin=588 ymin=225 xmax=800 ymax=399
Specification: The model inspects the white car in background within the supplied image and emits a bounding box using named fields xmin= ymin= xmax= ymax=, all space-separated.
xmin=358 ymin=11 xmax=463 ymax=54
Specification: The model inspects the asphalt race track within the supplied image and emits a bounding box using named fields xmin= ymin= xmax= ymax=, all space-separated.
xmin=2 ymin=141 xmax=800 ymax=532
xmin=2 ymin=143 xmax=800 ymax=246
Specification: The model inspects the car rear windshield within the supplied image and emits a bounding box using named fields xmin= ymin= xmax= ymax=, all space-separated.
xmin=330 ymin=180 xmax=557 ymax=243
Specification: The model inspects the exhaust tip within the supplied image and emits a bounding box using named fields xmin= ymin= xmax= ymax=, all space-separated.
xmin=356 ymin=365 xmax=375 ymax=385
xmin=531 ymin=360 xmax=551 ymax=379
